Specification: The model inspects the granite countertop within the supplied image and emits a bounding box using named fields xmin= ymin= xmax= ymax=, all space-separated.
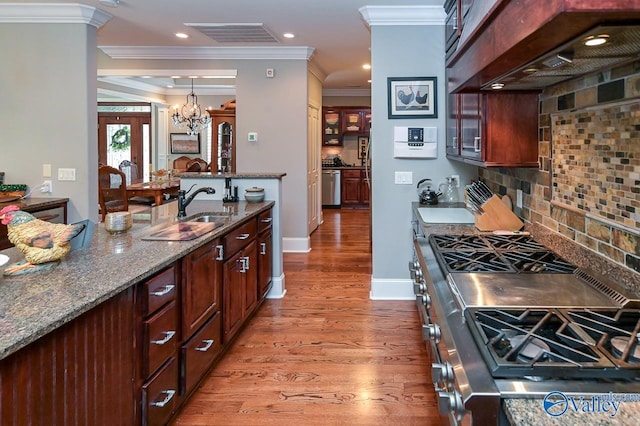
xmin=0 ymin=200 xmax=274 ymax=361
xmin=504 ymin=398 xmax=640 ymax=425
xmin=0 ymin=197 xmax=69 ymax=210
xmin=322 ymin=166 xmax=367 ymax=170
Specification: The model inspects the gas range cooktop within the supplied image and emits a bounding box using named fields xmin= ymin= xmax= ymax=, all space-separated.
xmin=466 ymin=307 xmax=640 ymax=379
xmin=429 ymin=234 xmax=576 ymax=274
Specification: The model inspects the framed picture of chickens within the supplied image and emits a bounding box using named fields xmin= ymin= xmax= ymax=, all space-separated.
xmin=387 ymin=77 xmax=437 ymax=119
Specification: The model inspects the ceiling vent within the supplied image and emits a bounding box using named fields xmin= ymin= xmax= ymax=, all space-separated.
xmin=185 ymin=23 xmax=280 ymax=43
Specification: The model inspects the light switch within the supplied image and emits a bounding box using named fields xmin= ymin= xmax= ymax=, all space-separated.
xmin=43 ymin=164 xmax=52 ymax=178
xmin=394 ymin=171 xmax=413 ymax=185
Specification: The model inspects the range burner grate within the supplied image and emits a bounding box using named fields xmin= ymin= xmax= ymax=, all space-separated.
xmin=466 ymin=307 xmax=640 ymax=379
xmin=429 ymin=234 xmax=576 ymax=274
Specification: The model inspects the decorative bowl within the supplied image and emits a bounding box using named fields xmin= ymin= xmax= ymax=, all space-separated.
xmin=244 ymin=187 xmax=265 ymax=203
xmin=105 ymin=211 xmax=132 ymax=234
xmin=325 ymin=117 xmax=338 ymax=125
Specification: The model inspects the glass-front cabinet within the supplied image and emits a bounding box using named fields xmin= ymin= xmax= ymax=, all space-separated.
xmin=323 ymin=108 xmax=342 ymax=146
xmin=209 ymin=109 xmax=236 ymax=173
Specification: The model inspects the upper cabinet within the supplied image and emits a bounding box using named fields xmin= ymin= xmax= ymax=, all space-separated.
xmin=208 ymin=107 xmax=236 ymax=173
xmin=323 ymin=106 xmax=371 ymax=146
xmin=323 ymin=108 xmax=342 ymax=146
xmin=446 ymin=92 xmax=539 ymax=168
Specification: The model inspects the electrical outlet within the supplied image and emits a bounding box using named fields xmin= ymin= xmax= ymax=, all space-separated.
xmin=394 ymin=171 xmax=412 ymax=185
xmin=451 ymin=174 xmax=460 ymax=187
xmin=41 ymin=180 xmax=52 ymax=193
xmin=516 ymin=189 xmax=523 ymax=208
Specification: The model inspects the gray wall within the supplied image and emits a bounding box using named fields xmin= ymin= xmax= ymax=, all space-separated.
xmin=369 ymin=24 xmax=476 ymax=298
xmin=0 ymin=23 xmax=97 ymax=223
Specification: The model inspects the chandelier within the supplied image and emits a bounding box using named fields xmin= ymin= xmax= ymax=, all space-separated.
xmin=171 ymin=79 xmax=211 ymax=136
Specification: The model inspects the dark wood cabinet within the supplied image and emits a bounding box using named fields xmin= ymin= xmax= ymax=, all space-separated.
xmin=181 ymin=311 xmax=222 ymax=395
xmin=446 ymin=92 xmax=539 ymax=167
xmin=341 ymin=169 xmax=370 ymax=206
xmin=209 ymin=109 xmax=236 ymax=173
xmin=323 ymin=107 xmax=342 ymax=146
xmin=257 ymin=210 xmax=273 ymax=299
xmin=222 ymin=218 xmax=259 ymax=343
xmin=181 ymin=241 xmax=223 ymax=337
xmin=323 ymin=106 xmax=371 ymax=146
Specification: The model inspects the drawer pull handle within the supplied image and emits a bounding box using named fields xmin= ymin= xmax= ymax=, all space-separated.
xmin=261 ymin=217 xmax=273 ymax=223
xmin=238 ymin=256 xmax=250 ymax=272
xmin=215 ymin=244 xmax=224 ymax=261
xmin=260 ymin=242 xmax=267 ymax=255
xmin=151 ymin=389 xmax=176 ymax=408
xmin=195 ymin=339 xmax=214 ymax=352
xmin=151 ymin=330 xmax=176 ymax=345
xmin=150 ymin=284 xmax=174 ymax=297
xmin=235 ymin=233 xmax=250 ymax=240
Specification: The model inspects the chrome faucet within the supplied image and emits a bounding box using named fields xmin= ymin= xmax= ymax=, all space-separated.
xmin=177 ymin=184 xmax=216 ymax=218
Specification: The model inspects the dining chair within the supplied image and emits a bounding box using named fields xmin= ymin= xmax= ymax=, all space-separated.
xmin=186 ymin=158 xmax=208 ymax=172
xmin=172 ymin=156 xmax=192 ymax=172
xmin=119 ymin=160 xmax=155 ymax=205
xmin=98 ymin=165 xmax=129 ymax=222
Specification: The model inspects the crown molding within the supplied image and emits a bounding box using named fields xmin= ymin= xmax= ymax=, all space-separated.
xmin=97 ymin=69 xmax=237 ymax=78
xmin=0 ymin=3 xmax=111 ymax=28
xmin=359 ymin=5 xmax=446 ymax=27
xmin=99 ymin=46 xmax=315 ymax=60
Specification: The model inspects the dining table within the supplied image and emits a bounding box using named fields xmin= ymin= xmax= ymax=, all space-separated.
xmin=126 ymin=178 xmax=180 ymax=206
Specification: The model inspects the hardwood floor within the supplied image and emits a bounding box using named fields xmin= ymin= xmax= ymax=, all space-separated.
xmin=173 ymin=209 xmax=440 ymax=425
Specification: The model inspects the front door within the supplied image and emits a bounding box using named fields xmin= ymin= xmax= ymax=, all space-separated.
xmin=98 ymin=106 xmax=151 ymax=181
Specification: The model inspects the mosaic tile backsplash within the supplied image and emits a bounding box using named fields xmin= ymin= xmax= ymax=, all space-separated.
xmin=552 ymin=102 xmax=640 ymax=229
xmin=480 ymin=60 xmax=640 ymax=284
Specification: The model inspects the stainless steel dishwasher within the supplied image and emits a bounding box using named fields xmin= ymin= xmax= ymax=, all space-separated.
xmin=322 ymin=169 xmax=341 ymax=207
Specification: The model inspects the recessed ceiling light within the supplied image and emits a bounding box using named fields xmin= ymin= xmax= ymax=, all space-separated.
xmin=175 ymin=33 xmax=189 ymax=39
xmin=491 ymin=83 xmax=505 ymax=90
xmin=167 ymin=85 xmax=173 ymax=88
xmin=171 ymin=76 xmax=181 ymax=79
xmin=283 ymin=33 xmax=295 ymax=39
xmin=584 ymin=34 xmax=610 ymax=46
xmin=362 ymin=64 xmax=371 ymax=70
xmin=141 ymin=76 xmax=151 ymax=79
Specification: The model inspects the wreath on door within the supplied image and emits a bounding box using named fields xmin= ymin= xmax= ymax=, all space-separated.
xmin=110 ymin=127 xmax=131 ymax=151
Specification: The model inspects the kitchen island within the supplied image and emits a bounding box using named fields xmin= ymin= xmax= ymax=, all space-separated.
xmin=0 ymin=198 xmax=278 ymax=424
xmin=412 ymin=202 xmax=640 ymax=425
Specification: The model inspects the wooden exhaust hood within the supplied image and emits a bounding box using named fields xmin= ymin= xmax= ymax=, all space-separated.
xmin=447 ymin=0 xmax=640 ymax=93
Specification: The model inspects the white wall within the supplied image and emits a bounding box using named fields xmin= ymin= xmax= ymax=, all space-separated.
xmin=369 ymin=23 xmax=476 ymax=299
xmin=0 ymin=23 xmax=98 ymax=223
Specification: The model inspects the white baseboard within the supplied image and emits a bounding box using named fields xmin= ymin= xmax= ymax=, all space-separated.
xmin=370 ymin=278 xmax=415 ymax=300
xmin=283 ymin=237 xmax=311 ymax=252
xmin=265 ymin=273 xmax=286 ymax=299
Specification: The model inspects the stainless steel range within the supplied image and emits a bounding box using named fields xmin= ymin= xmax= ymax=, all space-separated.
xmin=411 ymin=233 xmax=640 ymax=425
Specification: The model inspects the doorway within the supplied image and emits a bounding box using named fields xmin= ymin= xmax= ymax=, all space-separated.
xmin=98 ymin=103 xmax=151 ymax=181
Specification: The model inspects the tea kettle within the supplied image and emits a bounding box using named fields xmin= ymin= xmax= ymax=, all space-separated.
xmin=417 ymin=178 xmax=442 ymax=205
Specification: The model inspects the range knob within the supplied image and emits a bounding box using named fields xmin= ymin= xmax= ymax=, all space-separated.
xmin=414 ymin=268 xmax=423 ymax=282
xmin=432 ymin=361 xmax=454 ymax=388
xmin=422 ymin=323 xmax=441 ymax=343
xmin=437 ymin=390 xmax=465 ymax=422
xmin=413 ymin=281 xmax=427 ymax=295
xmin=420 ymin=293 xmax=431 ymax=308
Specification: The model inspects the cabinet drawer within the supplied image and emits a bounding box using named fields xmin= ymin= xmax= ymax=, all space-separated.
xmin=145 ymin=301 xmax=178 ymax=378
xmin=144 ymin=266 xmax=176 ymax=316
xmin=341 ymin=169 xmax=361 ymax=178
xmin=257 ymin=209 xmax=273 ymax=233
xmin=181 ymin=311 xmax=222 ymax=396
xmin=224 ymin=219 xmax=257 ymax=257
xmin=142 ymin=357 xmax=178 ymax=426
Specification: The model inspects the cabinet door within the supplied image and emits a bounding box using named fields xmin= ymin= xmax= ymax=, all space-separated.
xmin=243 ymin=240 xmax=258 ymax=318
xmin=341 ymin=170 xmax=361 ymax=205
xmin=446 ymin=92 xmax=460 ymax=157
xmin=258 ymin=229 xmax=273 ymax=299
xmin=360 ymin=171 xmax=370 ymax=205
xmin=323 ymin=108 xmax=342 ymax=146
xmin=223 ymin=250 xmax=244 ymax=343
xmin=460 ymin=93 xmax=482 ymax=160
xmin=182 ymin=240 xmax=222 ymax=338
xmin=341 ymin=109 xmax=363 ymax=133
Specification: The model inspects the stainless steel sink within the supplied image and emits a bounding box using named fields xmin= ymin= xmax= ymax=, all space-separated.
xmin=182 ymin=212 xmax=231 ymax=224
